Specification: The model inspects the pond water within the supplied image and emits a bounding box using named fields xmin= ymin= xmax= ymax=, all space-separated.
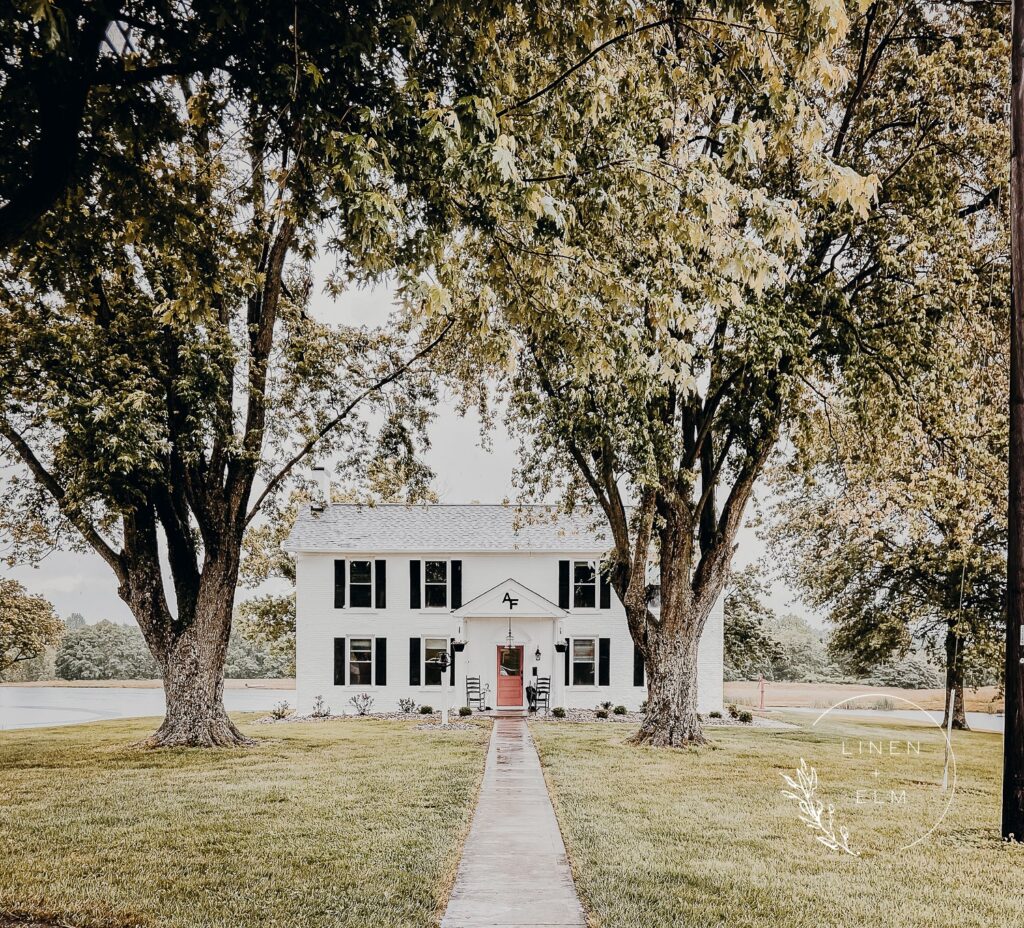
xmin=0 ymin=685 xmax=295 ymax=731
xmin=779 ymin=706 xmax=1004 ymax=733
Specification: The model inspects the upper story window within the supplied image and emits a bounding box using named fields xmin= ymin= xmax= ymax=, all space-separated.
xmin=334 ymin=559 xmax=385 ymax=609
xmin=424 ymin=560 xmax=448 ymax=608
xmin=571 ymin=637 xmax=596 ymax=686
xmin=349 ymin=560 xmax=373 ymax=608
xmin=573 ymin=561 xmax=597 ymax=609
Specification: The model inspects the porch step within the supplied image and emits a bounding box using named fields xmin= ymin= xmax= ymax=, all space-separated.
xmin=488 ymin=708 xmax=528 ymax=718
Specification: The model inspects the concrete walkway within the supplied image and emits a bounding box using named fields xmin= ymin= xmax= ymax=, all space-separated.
xmin=441 ymin=718 xmax=587 ymax=928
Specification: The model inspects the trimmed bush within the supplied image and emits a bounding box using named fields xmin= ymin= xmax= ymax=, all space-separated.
xmin=552 ymin=707 xmax=566 ymax=718
xmin=595 ymin=709 xmax=609 ymax=719
xmin=727 ymin=703 xmax=740 ymax=719
xmin=459 ymin=706 xmax=472 ymax=717
xmin=419 ymin=705 xmax=433 ymax=714
xmin=738 ymin=710 xmax=753 ymax=724
xmin=708 ymin=710 xmax=722 ymax=719
xmin=613 ymin=705 xmax=627 ymax=715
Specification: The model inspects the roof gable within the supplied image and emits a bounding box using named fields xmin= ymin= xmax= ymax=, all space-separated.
xmin=453 ymin=578 xmax=566 ymax=619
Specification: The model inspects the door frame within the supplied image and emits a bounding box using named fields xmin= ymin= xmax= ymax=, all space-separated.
xmin=496 ymin=645 xmax=524 ymax=707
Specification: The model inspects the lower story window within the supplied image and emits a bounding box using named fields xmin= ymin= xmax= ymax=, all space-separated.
xmin=424 ymin=637 xmax=448 ymax=686
xmin=572 ymin=638 xmax=596 ymax=686
xmin=349 ymin=637 xmax=373 ymax=685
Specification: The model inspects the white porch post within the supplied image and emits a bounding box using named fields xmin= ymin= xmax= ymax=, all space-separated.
xmin=551 ymin=621 xmax=561 ymax=712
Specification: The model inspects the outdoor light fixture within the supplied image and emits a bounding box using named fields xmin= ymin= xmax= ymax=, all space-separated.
xmin=534 ymin=647 xmax=542 ymax=661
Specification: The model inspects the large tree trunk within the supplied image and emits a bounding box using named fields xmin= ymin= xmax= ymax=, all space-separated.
xmin=124 ymin=528 xmax=250 ymax=748
xmin=140 ymin=620 xmax=249 ymax=748
xmin=632 ymin=616 xmax=706 ymax=747
xmin=628 ymin=497 xmax=724 ymax=748
xmin=941 ymin=623 xmax=970 ymax=732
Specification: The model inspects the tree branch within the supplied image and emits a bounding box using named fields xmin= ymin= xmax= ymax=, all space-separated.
xmin=244 ymin=319 xmax=455 ymax=525
xmin=0 ymin=418 xmax=125 ymax=584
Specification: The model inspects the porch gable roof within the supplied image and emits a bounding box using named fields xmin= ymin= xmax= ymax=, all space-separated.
xmin=452 ymin=578 xmax=567 ymax=619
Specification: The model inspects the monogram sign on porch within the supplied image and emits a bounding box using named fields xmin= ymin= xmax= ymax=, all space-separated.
xmin=502 ymin=591 xmax=519 ymax=610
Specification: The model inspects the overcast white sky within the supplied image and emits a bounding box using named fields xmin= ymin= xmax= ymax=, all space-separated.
xmin=1 ymin=274 xmax=816 ymax=627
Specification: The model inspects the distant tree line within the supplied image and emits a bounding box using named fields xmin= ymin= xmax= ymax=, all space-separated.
xmin=0 ymin=582 xmax=292 ymax=682
xmin=724 ymin=564 xmax=948 ymax=690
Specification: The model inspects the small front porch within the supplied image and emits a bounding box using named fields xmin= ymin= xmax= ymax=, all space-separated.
xmin=452 ymin=578 xmax=568 ymax=712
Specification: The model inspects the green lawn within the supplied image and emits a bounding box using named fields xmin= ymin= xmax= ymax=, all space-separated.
xmin=531 ymin=716 xmax=1024 ymax=928
xmin=0 ymin=715 xmax=490 ymax=928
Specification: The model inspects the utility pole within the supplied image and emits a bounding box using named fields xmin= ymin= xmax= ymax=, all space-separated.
xmin=1004 ymin=0 xmax=1024 ymax=841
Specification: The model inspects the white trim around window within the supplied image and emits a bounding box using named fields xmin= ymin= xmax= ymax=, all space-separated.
xmin=347 ymin=635 xmax=377 ymax=686
xmin=422 ymin=636 xmax=449 ymax=687
xmin=569 ymin=636 xmax=597 ymax=687
xmin=347 ymin=559 xmax=375 ymax=610
xmin=422 ymin=559 xmax=450 ymax=610
xmin=572 ymin=560 xmax=598 ymax=610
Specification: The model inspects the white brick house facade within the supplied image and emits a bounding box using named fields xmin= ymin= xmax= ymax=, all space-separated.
xmin=285 ymin=504 xmax=723 ymax=715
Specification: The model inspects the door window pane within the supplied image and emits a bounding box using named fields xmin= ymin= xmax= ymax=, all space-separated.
xmin=349 ymin=637 xmax=373 ymax=685
xmin=424 ymin=637 xmax=448 ymax=686
xmin=500 ymin=647 xmax=522 ymax=675
xmin=349 ymin=560 xmax=372 ymax=608
xmin=573 ymin=561 xmax=596 ymax=609
xmin=572 ymin=638 xmax=596 ymax=686
xmin=425 ymin=560 xmax=448 ymax=608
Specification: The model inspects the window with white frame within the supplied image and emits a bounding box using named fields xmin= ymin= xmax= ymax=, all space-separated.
xmin=424 ymin=560 xmax=448 ymax=608
xmin=349 ymin=560 xmax=373 ymax=608
xmin=571 ymin=637 xmax=596 ymax=686
xmin=573 ymin=561 xmax=597 ymax=609
xmin=349 ymin=637 xmax=374 ymax=685
xmin=424 ymin=637 xmax=448 ymax=686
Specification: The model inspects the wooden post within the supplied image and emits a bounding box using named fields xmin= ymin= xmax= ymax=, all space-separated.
xmin=1004 ymin=0 xmax=1024 ymax=841
xmin=758 ymin=675 xmax=765 ymax=711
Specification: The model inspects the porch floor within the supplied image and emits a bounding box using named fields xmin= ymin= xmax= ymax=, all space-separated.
xmin=440 ymin=718 xmax=586 ymax=928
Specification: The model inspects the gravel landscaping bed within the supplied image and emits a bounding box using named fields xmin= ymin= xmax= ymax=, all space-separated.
xmin=533 ymin=708 xmax=792 ymax=728
xmin=256 ymin=711 xmax=477 ymax=724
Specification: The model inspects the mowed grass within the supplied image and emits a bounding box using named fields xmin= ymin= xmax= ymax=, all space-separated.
xmin=531 ymin=716 xmax=1024 ymax=928
xmin=0 ymin=715 xmax=490 ymax=928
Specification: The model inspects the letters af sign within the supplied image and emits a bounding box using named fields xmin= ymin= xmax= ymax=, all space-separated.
xmin=502 ymin=591 xmax=519 ymax=611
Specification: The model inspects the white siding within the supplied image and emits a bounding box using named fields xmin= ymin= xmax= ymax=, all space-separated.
xmin=295 ymin=551 xmax=724 ymax=715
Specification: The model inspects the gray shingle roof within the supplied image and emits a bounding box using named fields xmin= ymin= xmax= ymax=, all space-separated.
xmin=283 ymin=504 xmax=613 ymax=554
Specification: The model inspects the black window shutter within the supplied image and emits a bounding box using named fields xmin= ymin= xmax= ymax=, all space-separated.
xmin=564 ymin=639 xmax=570 ymax=685
xmin=599 ymin=637 xmax=611 ymax=686
xmin=449 ymin=638 xmax=456 ymax=685
xmin=375 ymin=637 xmax=387 ymax=686
xmin=558 ymin=560 xmax=570 ymax=609
xmin=451 ymin=560 xmax=462 ymax=609
xmin=410 ymin=560 xmax=421 ymax=609
xmin=599 ymin=570 xmax=611 ymax=609
xmin=334 ymin=560 xmax=346 ymax=608
xmin=375 ymin=560 xmax=387 ymax=609
xmin=334 ymin=638 xmax=346 ymax=685
xmin=633 ymin=644 xmax=645 ymax=686
xmin=409 ymin=637 xmax=421 ymax=685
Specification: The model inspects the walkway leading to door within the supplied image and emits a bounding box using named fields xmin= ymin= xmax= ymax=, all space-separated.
xmin=441 ymin=718 xmax=587 ymax=928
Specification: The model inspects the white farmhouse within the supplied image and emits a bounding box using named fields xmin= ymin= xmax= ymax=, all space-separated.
xmin=284 ymin=504 xmax=723 ymax=715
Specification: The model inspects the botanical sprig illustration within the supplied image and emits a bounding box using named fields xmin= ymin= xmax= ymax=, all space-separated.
xmin=782 ymin=759 xmax=859 ymax=857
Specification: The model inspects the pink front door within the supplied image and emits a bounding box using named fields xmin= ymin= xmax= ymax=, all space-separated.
xmin=496 ymin=646 xmax=524 ymax=706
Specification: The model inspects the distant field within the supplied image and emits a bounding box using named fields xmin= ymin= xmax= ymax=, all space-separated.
xmin=725 ymin=681 xmax=1003 ymax=713
xmin=1 ymin=677 xmax=296 ymax=690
